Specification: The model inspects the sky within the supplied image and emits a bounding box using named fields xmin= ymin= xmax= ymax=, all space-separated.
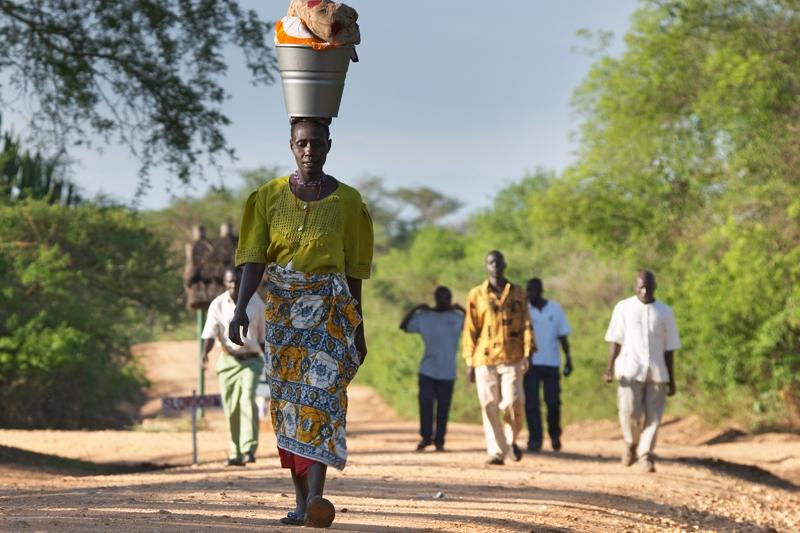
xmin=5 ymin=1 xmax=641 ymax=215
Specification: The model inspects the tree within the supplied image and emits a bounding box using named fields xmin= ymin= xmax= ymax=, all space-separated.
xmin=390 ymin=186 xmax=462 ymax=226
xmin=0 ymin=200 xmax=181 ymax=428
xmin=0 ymin=1 xmax=277 ymax=187
xmin=355 ymin=176 xmax=464 ymax=252
xmin=539 ymin=0 xmax=799 ymax=425
xmin=0 ymin=115 xmax=81 ymax=206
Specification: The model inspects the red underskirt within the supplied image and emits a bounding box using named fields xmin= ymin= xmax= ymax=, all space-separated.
xmin=278 ymin=448 xmax=318 ymax=476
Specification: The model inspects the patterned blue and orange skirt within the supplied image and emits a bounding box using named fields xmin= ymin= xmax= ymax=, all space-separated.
xmin=263 ymin=263 xmax=362 ymax=471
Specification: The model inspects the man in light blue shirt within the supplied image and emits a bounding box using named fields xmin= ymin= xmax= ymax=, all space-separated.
xmin=400 ymin=286 xmax=465 ymax=452
xmin=524 ymin=278 xmax=572 ymax=453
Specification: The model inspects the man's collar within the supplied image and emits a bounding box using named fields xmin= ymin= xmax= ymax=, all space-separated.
xmin=483 ymin=279 xmax=512 ymax=303
xmin=529 ymin=299 xmax=548 ymax=310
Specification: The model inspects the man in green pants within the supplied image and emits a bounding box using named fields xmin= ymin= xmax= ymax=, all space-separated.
xmin=202 ymin=268 xmax=266 ymax=466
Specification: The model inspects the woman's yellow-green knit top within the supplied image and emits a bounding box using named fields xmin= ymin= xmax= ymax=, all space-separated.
xmin=235 ymin=176 xmax=373 ymax=279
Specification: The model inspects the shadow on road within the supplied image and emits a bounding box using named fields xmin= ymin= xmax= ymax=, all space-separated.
xmin=520 ymin=448 xmax=798 ymax=492
xmin=665 ymin=455 xmax=798 ymax=492
xmin=0 ymin=445 xmax=172 ymax=477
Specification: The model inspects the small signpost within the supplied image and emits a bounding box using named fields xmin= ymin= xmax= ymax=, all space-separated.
xmin=161 ymin=390 xmax=222 ymax=465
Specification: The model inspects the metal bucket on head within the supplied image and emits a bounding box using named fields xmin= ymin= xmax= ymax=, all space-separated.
xmin=276 ymin=44 xmax=353 ymax=118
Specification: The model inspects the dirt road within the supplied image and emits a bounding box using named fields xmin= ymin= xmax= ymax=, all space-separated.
xmin=1 ymin=341 xmax=798 ymax=532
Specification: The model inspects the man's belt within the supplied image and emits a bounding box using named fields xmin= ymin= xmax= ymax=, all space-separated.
xmin=231 ymin=352 xmax=262 ymax=361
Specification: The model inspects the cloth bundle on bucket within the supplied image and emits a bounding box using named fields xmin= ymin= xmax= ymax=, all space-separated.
xmin=287 ymin=0 xmax=360 ymax=46
xmin=276 ymin=16 xmax=335 ymax=50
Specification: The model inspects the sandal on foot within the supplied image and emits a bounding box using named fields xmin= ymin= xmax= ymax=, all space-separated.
xmin=279 ymin=511 xmax=306 ymax=526
xmin=306 ymin=496 xmax=335 ymax=528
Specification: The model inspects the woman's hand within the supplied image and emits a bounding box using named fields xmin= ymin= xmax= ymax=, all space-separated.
xmin=346 ymin=276 xmax=366 ymax=363
xmin=228 ymin=310 xmax=250 ymax=346
xmin=355 ymin=324 xmax=367 ymax=364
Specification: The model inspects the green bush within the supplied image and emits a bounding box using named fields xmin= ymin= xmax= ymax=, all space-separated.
xmin=0 ymin=200 xmax=180 ymax=428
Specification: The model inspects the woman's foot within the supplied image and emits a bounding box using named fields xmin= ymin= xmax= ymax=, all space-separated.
xmin=306 ymin=496 xmax=335 ymax=528
xmin=279 ymin=510 xmax=306 ymax=526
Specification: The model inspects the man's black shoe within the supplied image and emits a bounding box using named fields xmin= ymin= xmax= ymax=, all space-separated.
xmin=551 ymin=438 xmax=562 ymax=452
xmin=224 ymin=457 xmax=245 ymax=467
xmin=511 ymin=443 xmax=523 ymax=462
xmin=415 ymin=439 xmax=432 ymax=452
xmin=244 ymin=451 xmax=257 ymax=464
xmin=527 ymin=446 xmax=541 ymax=454
xmin=435 ymin=443 xmax=445 ymax=452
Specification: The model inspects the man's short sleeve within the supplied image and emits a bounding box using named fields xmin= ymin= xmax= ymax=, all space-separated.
xmin=462 ymin=287 xmax=481 ymax=366
xmin=556 ymin=303 xmax=572 ymax=336
xmin=201 ymin=301 xmax=221 ymax=340
xmin=406 ymin=311 xmax=422 ymax=334
xmin=604 ymin=301 xmax=625 ymax=344
xmin=665 ymin=307 xmax=681 ymax=351
xmin=454 ymin=312 xmax=465 ymax=332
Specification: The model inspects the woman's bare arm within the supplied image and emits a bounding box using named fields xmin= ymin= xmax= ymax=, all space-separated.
xmin=228 ymin=262 xmax=266 ymax=345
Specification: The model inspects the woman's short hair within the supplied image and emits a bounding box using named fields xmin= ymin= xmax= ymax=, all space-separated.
xmin=290 ymin=117 xmax=332 ymax=139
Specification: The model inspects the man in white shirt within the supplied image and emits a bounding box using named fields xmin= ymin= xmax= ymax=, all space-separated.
xmin=202 ymin=268 xmax=266 ymax=466
xmin=604 ymin=270 xmax=681 ymax=473
xmin=524 ymin=278 xmax=572 ymax=453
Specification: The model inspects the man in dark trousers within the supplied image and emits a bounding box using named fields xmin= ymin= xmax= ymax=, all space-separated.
xmin=524 ymin=278 xmax=572 ymax=453
xmin=400 ymin=286 xmax=465 ymax=452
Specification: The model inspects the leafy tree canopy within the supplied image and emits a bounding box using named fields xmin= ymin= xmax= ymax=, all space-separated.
xmin=544 ymin=0 xmax=799 ymax=265
xmin=532 ymin=0 xmax=799 ymax=423
xmin=0 ymin=1 xmax=277 ymax=188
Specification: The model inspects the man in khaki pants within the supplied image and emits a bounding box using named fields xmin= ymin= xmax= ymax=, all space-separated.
xmin=463 ymin=250 xmax=534 ymax=465
xmin=604 ymin=270 xmax=681 ymax=473
xmin=202 ymin=268 xmax=266 ymax=466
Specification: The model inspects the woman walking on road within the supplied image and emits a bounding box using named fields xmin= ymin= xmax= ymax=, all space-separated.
xmin=228 ymin=117 xmax=373 ymax=528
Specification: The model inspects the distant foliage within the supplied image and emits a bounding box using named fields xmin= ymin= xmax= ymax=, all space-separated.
xmin=358 ymin=0 xmax=799 ymax=429
xmin=0 ymin=200 xmax=180 ymax=428
xmin=356 ymin=169 xmax=627 ymax=425
xmin=355 ymin=176 xmax=464 ymax=252
xmin=536 ymin=0 xmax=800 ymax=426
